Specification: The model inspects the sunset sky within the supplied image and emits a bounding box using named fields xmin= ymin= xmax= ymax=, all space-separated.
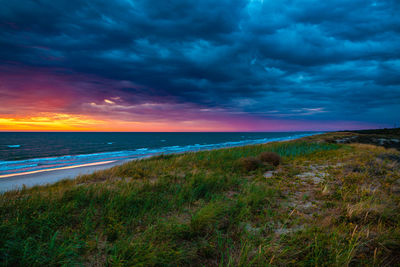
xmin=1 ymin=0 xmax=399 ymax=131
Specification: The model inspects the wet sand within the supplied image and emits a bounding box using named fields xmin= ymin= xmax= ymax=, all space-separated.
xmin=0 ymin=160 xmax=129 ymax=192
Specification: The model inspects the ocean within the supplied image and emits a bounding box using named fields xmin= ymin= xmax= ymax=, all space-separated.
xmin=0 ymin=132 xmax=319 ymax=177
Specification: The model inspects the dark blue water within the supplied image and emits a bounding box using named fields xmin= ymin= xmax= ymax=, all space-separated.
xmin=0 ymin=132 xmax=319 ymax=176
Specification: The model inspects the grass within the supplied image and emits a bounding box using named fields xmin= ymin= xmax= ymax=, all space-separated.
xmin=1 ymin=134 xmax=400 ymax=266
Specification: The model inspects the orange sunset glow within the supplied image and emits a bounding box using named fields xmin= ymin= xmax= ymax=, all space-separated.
xmin=0 ymin=62 xmax=388 ymax=132
xmin=0 ymin=113 xmax=254 ymax=132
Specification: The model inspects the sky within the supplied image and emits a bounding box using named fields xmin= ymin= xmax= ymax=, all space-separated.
xmin=0 ymin=0 xmax=399 ymax=132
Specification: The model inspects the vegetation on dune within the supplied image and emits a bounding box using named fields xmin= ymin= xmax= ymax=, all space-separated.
xmin=237 ymin=156 xmax=263 ymax=172
xmin=258 ymin=152 xmax=281 ymax=166
xmin=1 ymin=134 xmax=400 ymax=266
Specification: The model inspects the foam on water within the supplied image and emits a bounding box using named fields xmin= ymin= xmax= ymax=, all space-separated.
xmin=7 ymin=145 xmax=21 ymax=148
xmin=0 ymin=132 xmax=318 ymax=176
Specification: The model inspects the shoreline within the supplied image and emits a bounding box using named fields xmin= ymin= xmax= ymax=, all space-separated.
xmin=0 ymin=160 xmax=117 ymax=179
xmin=0 ymin=160 xmax=128 ymax=192
xmin=0 ymin=133 xmax=319 ymax=192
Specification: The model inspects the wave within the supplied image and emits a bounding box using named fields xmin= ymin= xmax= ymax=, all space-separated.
xmin=0 ymin=133 xmax=319 ymax=176
xmin=6 ymin=145 xmax=21 ymax=148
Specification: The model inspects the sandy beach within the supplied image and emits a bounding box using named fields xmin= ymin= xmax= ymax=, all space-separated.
xmin=0 ymin=160 xmax=128 ymax=192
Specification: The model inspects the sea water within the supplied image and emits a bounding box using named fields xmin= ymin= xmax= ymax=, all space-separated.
xmin=0 ymin=132 xmax=319 ymax=177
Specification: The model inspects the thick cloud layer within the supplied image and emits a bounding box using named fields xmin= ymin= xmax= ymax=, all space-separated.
xmin=1 ymin=0 xmax=399 ymax=130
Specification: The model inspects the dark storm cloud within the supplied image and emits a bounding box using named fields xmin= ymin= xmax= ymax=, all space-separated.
xmin=0 ymin=0 xmax=399 ymax=126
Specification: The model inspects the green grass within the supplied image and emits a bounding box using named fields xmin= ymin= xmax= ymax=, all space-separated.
xmin=1 ymin=136 xmax=399 ymax=266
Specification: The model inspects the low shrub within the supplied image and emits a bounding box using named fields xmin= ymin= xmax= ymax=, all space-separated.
xmin=237 ymin=157 xmax=262 ymax=172
xmin=259 ymin=151 xmax=281 ymax=166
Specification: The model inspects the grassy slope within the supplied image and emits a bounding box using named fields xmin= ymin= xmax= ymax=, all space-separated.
xmin=1 ymin=133 xmax=400 ymax=266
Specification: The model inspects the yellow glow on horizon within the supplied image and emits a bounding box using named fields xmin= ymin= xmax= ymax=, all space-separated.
xmin=0 ymin=113 xmax=237 ymax=132
xmin=0 ymin=113 xmax=107 ymax=131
